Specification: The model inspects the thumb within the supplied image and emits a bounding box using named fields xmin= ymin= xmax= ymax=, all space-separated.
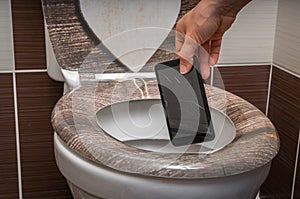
xmin=177 ymin=36 xmax=198 ymax=74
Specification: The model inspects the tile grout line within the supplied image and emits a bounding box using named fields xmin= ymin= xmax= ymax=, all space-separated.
xmin=0 ymin=69 xmax=48 ymax=73
xmin=265 ymin=64 xmax=273 ymax=116
xmin=215 ymin=62 xmax=272 ymax=67
xmin=0 ymin=70 xmax=14 ymax=73
xmin=9 ymin=0 xmax=23 ymax=198
xmin=271 ymin=0 xmax=279 ymax=67
xmin=15 ymin=69 xmax=48 ymax=73
xmin=12 ymin=72 xmax=23 ymax=199
xmin=291 ymin=129 xmax=300 ymax=199
xmin=210 ymin=66 xmax=214 ymax=86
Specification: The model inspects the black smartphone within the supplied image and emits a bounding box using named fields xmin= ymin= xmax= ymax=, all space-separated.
xmin=155 ymin=57 xmax=215 ymax=146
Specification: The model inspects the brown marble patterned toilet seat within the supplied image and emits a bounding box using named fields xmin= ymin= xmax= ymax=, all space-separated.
xmin=51 ymin=79 xmax=279 ymax=179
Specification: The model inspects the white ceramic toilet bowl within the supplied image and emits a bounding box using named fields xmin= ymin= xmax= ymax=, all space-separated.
xmin=53 ymin=96 xmax=276 ymax=199
xmin=54 ymin=133 xmax=271 ymax=199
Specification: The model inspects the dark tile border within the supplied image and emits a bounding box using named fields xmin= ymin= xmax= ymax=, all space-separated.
xmin=213 ymin=65 xmax=271 ymax=113
xmin=0 ymin=73 xmax=19 ymax=198
xmin=16 ymin=72 xmax=71 ymax=199
xmin=11 ymin=0 xmax=46 ymax=70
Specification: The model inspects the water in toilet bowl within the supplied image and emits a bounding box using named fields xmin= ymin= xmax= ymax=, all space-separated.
xmin=96 ymin=99 xmax=236 ymax=154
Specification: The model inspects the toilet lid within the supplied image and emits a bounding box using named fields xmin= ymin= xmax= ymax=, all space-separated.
xmin=79 ymin=0 xmax=181 ymax=72
xmin=42 ymin=0 xmax=197 ymax=73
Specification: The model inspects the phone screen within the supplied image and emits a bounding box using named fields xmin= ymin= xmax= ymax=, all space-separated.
xmin=155 ymin=58 xmax=215 ymax=146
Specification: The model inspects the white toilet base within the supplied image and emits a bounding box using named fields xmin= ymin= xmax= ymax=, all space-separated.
xmin=54 ymin=133 xmax=270 ymax=199
xmin=67 ymin=181 xmax=100 ymax=199
xmin=67 ymin=181 xmax=261 ymax=199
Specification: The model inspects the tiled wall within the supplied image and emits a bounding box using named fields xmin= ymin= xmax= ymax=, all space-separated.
xmin=0 ymin=0 xmax=299 ymax=199
xmin=212 ymin=64 xmax=300 ymax=199
xmin=260 ymin=66 xmax=300 ymax=199
xmin=0 ymin=0 xmax=71 ymax=198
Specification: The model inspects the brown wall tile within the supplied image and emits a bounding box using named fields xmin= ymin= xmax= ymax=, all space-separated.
xmin=11 ymin=0 xmax=46 ymax=70
xmin=260 ymin=67 xmax=300 ymax=199
xmin=0 ymin=74 xmax=19 ymax=198
xmin=16 ymin=72 xmax=71 ymax=199
xmin=213 ymin=65 xmax=270 ymax=113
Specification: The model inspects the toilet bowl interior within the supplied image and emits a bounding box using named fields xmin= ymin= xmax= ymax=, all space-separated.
xmin=96 ymin=99 xmax=236 ymax=154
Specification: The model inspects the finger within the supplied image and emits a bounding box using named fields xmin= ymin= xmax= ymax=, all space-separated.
xmin=178 ymin=35 xmax=198 ymax=74
xmin=175 ymin=29 xmax=185 ymax=54
xmin=210 ymin=39 xmax=222 ymax=65
xmin=197 ymin=43 xmax=210 ymax=79
xmin=201 ymin=41 xmax=209 ymax=54
xmin=175 ymin=20 xmax=186 ymax=53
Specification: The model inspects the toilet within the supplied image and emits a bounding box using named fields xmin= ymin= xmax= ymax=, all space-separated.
xmin=42 ymin=0 xmax=279 ymax=199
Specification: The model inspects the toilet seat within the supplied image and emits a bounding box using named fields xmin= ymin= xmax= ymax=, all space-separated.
xmin=51 ymin=79 xmax=279 ymax=179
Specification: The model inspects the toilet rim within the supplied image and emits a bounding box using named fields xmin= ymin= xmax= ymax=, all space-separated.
xmin=51 ymin=79 xmax=279 ymax=179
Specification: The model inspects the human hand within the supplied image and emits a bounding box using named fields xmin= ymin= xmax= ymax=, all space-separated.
xmin=176 ymin=0 xmax=251 ymax=78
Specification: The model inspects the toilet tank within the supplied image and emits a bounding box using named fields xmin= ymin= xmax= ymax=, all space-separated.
xmin=45 ymin=25 xmax=64 ymax=82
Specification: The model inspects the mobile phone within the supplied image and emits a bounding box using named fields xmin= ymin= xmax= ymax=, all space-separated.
xmin=155 ymin=57 xmax=215 ymax=146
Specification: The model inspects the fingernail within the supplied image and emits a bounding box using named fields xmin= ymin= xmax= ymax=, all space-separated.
xmin=180 ymin=65 xmax=187 ymax=74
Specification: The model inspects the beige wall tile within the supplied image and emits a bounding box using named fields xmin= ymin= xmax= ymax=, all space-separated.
xmin=219 ymin=0 xmax=278 ymax=64
xmin=273 ymin=0 xmax=300 ymax=75
xmin=0 ymin=0 xmax=14 ymax=71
